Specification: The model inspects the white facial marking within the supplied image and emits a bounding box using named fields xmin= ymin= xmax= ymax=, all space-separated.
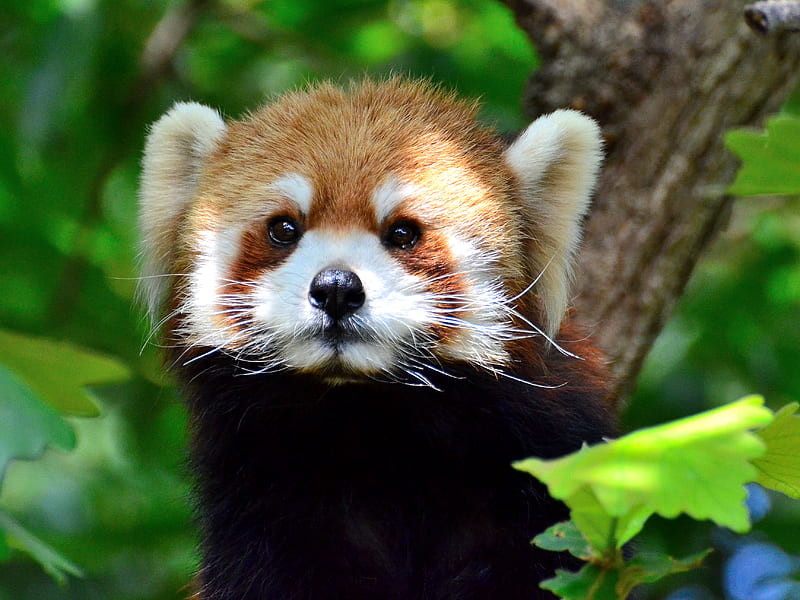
xmin=269 ymin=172 xmax=314 ymax=215
xmin=435 ymin=233 xmax=511 ymax=366
xmin=249 ymin=230 xmax=433 ymax=374
xmin=372 ymin=177 xmax=421 ymax=223
xmin=139 ymin=102 xmax=227 ymax=322
xmin=503 ymin=110 xmax=603 ymax=337
xmin=182 ymin=227 xmax=244 ymax=348
xmin=181 ymin=223 xmax=516 ymax=380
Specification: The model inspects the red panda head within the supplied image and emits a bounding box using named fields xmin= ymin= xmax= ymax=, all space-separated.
xmin=139 ymin=79 xmax=602 ymax=384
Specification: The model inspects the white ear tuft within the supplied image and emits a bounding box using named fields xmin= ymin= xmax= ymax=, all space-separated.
xmin=139 ymin=102 xmax=227 ymax=321
xmin=504 ymin=109 xmax=603 ymax=338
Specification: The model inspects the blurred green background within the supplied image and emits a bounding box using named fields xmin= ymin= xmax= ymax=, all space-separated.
xmin=0 ymin=1 xmax=797 ymax=599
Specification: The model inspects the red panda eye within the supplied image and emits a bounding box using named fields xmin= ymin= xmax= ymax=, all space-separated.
xmin=385 ymin=221 xmax=421 ymax=250
xmin=268 ymin=216 xmax=300 ymax=246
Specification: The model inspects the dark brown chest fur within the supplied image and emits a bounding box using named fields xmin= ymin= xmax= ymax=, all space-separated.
xmin=179 ymin=342 xmax=615 ymax=600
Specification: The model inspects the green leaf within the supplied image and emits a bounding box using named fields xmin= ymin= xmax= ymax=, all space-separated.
xmin=540 ymin=563 xmax=619 ymax=600
xmin=0 ymin=510 xmax=83 ymax=584
xmin=0 ymin=364 xmax=75 ymax=484
xmin=566 ymin=487 xmax=652 ymax=549
xmin=753 ymin=402 xmax=800 ymax=498
xmin=0 ymin=329 xmax=131 ymax=417
xmin=515 ymin=396 xmax=772 ymax=543
xmin=533 ymin=521 xmax=592 ymax=560
xmin=617 ymin=550 xmax=711 ymax=598
xmin=726 ymin=115 xmax=800 ymax=196
xmin=536 ymin=525 xmax=710 ymax=599
xmin=540 ymin=548 xmax=710 ymax=600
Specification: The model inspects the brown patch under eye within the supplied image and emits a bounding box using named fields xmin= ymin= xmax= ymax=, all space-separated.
xmin=241 ymin=223 xmax=295 ymax=270
xmin=391 ymin=227 xmax=466 ymax=344
xmin=222 ymin=219 xmax=299 ymax=319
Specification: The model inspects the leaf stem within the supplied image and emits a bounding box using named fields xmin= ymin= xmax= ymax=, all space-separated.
xmin=0 ymin=510 xmax=83 ymax=584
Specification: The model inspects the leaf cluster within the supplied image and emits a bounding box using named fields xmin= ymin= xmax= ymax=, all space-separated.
xmin=516 ymin=397 xmax=800 ymax=599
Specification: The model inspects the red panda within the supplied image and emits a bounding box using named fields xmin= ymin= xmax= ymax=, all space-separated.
xmin=139 ymin=78 xmax=614 ymax=600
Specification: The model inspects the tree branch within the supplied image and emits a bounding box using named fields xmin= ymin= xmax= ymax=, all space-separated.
xmin=745 ymin=1 xmax=800 ymax=35
xmin=503 ymin=0 xmax=800 ymax=401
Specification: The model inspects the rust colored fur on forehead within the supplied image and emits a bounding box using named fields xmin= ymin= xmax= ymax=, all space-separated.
xmin=201 ymin=78 xmax=513 ymax=236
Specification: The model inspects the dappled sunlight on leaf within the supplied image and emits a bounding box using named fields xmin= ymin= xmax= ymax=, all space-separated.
xmin=516 ymin=396 xmax=771 ymax=537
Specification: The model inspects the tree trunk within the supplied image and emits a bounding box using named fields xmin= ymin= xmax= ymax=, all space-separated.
xmin=502 ymin=0 xmax=800 ymax=401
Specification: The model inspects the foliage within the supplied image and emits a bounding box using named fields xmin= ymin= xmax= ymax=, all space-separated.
xmin=753 ymin=403 xmax=800 ymax=498
xmin=0 ymin=1 xmax=536 ymax=599
xmin=726 ymin=115 xmax=800 ymax=196
xmin=0 ymin=364 xmax=76 ymax=483
xmin=626 ymin=108 xmax=800 ymax=600
xmin=0 ymin=511 xmax=82 ymax=585
xmin=516 ymin=397 xmax=800 ymax=599
xmin=0 ymin=329 xmax=131 ymax=418
xmin=536 ymin=524 xmax=710 ymax=600
xmin=0 ymin=327 xmax=132 ymax=582
xmin=0 ymin=363 xmax=82 ymax=581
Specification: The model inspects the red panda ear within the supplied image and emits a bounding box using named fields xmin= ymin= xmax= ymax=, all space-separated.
xmin=139 ymin=102 xmax=227 ymax=320
xmin=504 ymin=110 xmax=603 ymax=339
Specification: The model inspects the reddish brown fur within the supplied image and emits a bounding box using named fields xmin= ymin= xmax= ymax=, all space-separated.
xmin=165 ymin=79 xmax=539 ymax=354
xmin=224 ymin=206 xmax=304 ymax=310
xmin=177 ymin=78 xmax=526 ymax=295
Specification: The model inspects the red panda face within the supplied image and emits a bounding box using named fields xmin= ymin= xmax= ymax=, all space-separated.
xmin=140 ymin=79 xmax=603 ymax=384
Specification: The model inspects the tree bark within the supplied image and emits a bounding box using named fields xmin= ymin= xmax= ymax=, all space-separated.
xmin=502 ymin=0 xmax=800 ymax=401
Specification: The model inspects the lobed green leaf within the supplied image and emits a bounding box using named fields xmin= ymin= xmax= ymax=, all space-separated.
xmin=516 ymin=396 xmax=772 ymax=545
xmin=753 ymin=402 xmax=800 ymax=498
xmin=726 ymin=115 xmax=800 ymax=196
xmin=0 ymin=365 xmax=75 ymax=484
xmin=566 ymin=487 xmax=652 ymax=549
xmin=540 ymin=563 xmax=619 ymax=600
xmin=533 ymin=521 xmax=592 ymax=560
xmin=0 ymin=329 xmax=131 ymax=417
xmin=616 ymin=550 xmax=711 ymax=598
xmin=539 ymin=548 xmax=711 ymax=600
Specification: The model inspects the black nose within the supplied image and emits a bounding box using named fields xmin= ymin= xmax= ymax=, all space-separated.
xmin=308 ymin=269 xmax=365 ymax=321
